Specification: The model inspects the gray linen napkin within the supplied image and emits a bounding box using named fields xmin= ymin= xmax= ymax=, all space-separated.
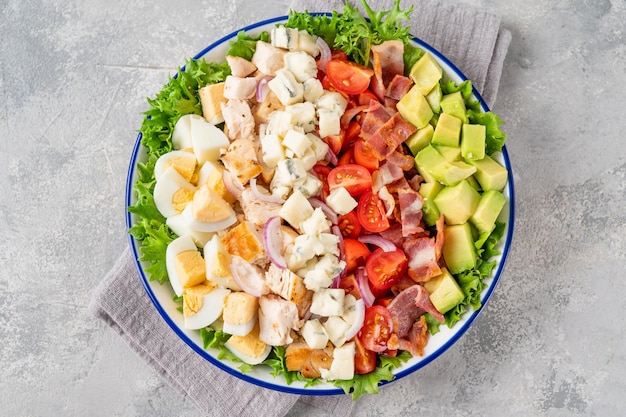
xmin=90 ymin=1 xmax=511 ymax=416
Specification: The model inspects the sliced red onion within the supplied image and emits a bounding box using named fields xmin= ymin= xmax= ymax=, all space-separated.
xmin=263 ymin=216 xmax=287 ymax=269
xmin=343 ymin=299 xmax=366 ymax=341
xmin=250 ymin=178 xmax=285 ymax=204
xmin=230 ymin=256 xmax=266 ymax=297
xmin=256 ymin=75 xmax=273 ymax=102
xmin=324 ymin=147 xmax=339 ymax=167
xmin=309 ymin=197 xmax=338 ymax=224
xmin=358 ymin=234 xmax=397 ymax=252
xmin=355 ymin=266 xmax=375 ymax=308
xmin=222 ymin=170 xmax=243 ymax=199
xmin=316 ymin=36 xmax=331 ymax=72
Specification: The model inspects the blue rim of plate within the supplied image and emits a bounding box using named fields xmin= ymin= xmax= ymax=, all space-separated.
xmin=125 ymin=14 xmax=516 ymax=396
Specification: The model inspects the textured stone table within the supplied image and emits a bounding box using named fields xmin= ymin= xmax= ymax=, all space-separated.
xmin=2 ymin=0 xmax=625 ymax=416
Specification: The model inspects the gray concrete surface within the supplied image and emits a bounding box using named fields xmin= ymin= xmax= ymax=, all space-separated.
xmin=2 ymin=0 xmax=625 ymax=416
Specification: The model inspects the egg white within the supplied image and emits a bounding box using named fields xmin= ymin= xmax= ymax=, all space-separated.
xmin=180 ymin=195 xmax=236 ymax=233
xmin=153 ymin=167 xmax=196 ymax=219
xmin=225 ymin=339 xmax=272 ymax=365
xmin=165 ymin=235 xmax=199 ymax=297
xmin=223 ymin=314 xmax=257 ymax=337
xmin=190 ymin=115 xmax=230 ymax=165
xmin=171 ymin=114 xmax=202 ymax=150
xmin=165 ymin=214 xmax=215 ymax=248
xmin=204 ymin=235 xmax=242 ymax=291
xmin=184 ymin=287 xmax=231 ymax=330
xmin=154 ymin=150 xmax=197 ymax=182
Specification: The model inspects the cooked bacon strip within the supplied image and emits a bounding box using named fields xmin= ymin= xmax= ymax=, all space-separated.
xmin=398 ymin=188 xmax=425 ymax=237
xmin=365 ymin=113 xmax=417 ymax=160
xmin=387 ymin=284 xmax=443 ymax=338
xmin=372 ymin=161 xmax=404 ymax=193
xmin=407 ymin=174 xmax=423 ymax=192
xmin=387 ymin=151 xmax=415 ymax=171
xmin=360 ymin=100 xmax=393 ymax=140
xmin=340 ymin=104 xmax=368 ymax=128
xmin=371 ymin=40 xmax=405 ymax=86
xmin=403 ymin=236 xmax=442 ymax=282
xmin=385 ymin=74 xmax=414 ymax=101
xmin=398 ymin=315 xmax=428 ymax=356
xmin=379 ymin=223 xmax=405 ymax=247
xmin=369 ymin=49 xmax=386 ymax=101
xmin=435 ymin=214 xmax=445 ymax=260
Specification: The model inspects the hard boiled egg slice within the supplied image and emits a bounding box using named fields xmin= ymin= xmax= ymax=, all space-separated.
xmin=154 ymin=167 xmax=196 ymax=219
xmin=222 ymin=292 xmax=258 ymax=337
xmin=225 ymin=323 xmax=272 ymax=365
xmin=196 ymin=161 xmax=235 ymax=204
xmin=165 ymin=214 xmax=214 ymax=248
xmin=183 ymin=284 xmax=230 ymax=330
xmin=171 ymin=114 xmax=201 ymax=150
xmin=204 ymin=235 xmax=242 ymax=291
xmin=154 ymin=150 xmax=197 ymax=183
xmin=190 ymin=115 xmax=230 ymax=165
xmin=181 ymin=183 xmax=236 ymax=232
xmin=166 ymin=235 xmax=200 ymax=297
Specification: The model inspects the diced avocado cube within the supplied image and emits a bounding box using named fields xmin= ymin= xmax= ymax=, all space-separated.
xmin=397 ymin=85 xmax=434 ymax=129
xmin=429 ymin=159 xmax=476 ymax=186
xmin=423 ymin=267 xmax=465 ymax=314
xmin=442 ymin=222 xmax=477 ymax=274
xmin=419 ymin=181 xmax=444 ymax=226
xmin=426 ymin=83 xmax=442 ymax=113
xmin=431 ymin=113 xmax=462 ymax=147
xmin=433 ymin=180 xmax=481 ymax=225
xmin=415 ymin=145 xmax=445 ymax=183
xmin=470 ymin=190 xmax=506 ymax=233
xmin=406 ymin=124 xmax=434 ymax=155
xmin=433 ymin=145 xmax=461 ymax=162
xmin=465 ymin=154 xmax=508 ymax=191
xmin=409 ymin=52 xmax=443 ymax=96
xmin=440 ymin=91 xmax=468 ymax=123
xmin=466 ymin=174 xmax=481 ymax=191
xmin=461 ymin=124 xmax=486 ymax=160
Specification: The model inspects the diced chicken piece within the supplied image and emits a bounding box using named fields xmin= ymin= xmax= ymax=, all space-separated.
xmin=199 ymin=82 xmax=227 ymax=124
xmin=258 ymin=294 xmax=300 ymax=346
xmin=238 ymin=187 xmax=282 ymax=226
xmin=285 ymin=340 xmax=333 ymax=378
xmin=221 ymin=99 xmax=255 ymax=141
xmin=220 ymin=138 xmax=263 ymax=185
xmin=251 ymin=41 xmax=286 ymax=76
xmin=252 ymin=90 xmax=285 ymax=126
xmin=265 ymin=263 xmax=309 ymax=307
xmin=220 ymin=220 xmax=268 ymax=266
xmin=226 ymin=55 xmax=257 ymax=77
xmin=223 ymin=75 xmax=257 ymax=100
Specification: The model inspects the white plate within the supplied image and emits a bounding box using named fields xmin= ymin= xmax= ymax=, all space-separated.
xmin=125 ymin=14 xmax=515 ymax=395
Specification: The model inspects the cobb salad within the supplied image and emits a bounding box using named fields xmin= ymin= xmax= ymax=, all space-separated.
xmin=128 ymin=0 xmax=508 ymax=400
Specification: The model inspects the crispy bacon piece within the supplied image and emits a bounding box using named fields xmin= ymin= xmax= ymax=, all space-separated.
xmin=385 ymin=74 xmax=414 ymax=101
xmin=369 ymin=49 xmax=386 ymax=101
xmin=370 ymin=40 xmax=405 ymax=86
xmin=360 ymin=100 xmax=393 ymax=140
xmin=397 ymin=188 xmax=425 ymax=237
xmin=372 ymin=161 xmax=404 ymax=193
xmin=403 ymin=236 xmax=442 ymax=282
xmin=387 ymin=151 xmax=415 ymax=171
xmin=387 ymin=284 xmax=444 ymax=338
xmin=365 ymin=113 xmax=417 ymax=160
xmin=398 ymin=315 xmax=429 ymax=356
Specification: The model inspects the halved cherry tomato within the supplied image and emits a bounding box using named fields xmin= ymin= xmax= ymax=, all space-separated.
xmin=357 ymin=191 xmax=390 ymax=233
xmin=338 ymin=273 xmax=361 ymax=299
xmin=354 ymin=334 xmax=377 ymax=374
xmin=312 ymin=164 xmax=331 ymax=200
xmin=328 ymin=164 xmax=372 ymax=196
xmin=331 ymin=49 xmax=348 ymax=61
xmin=365 ymin=248 xmax=408 ymax=291
xmin=358 ymin=89 xmax=380 ymax=106
xmin=375 ymin=296 xmax=395 ymax=308
xmin=354 ymin=139 xmax=379 ymax=172
xmin=358 ymin=305 xmax=394 ymax=353
xmin=337 ymin=210 xmax=361 ymax=239
xmin=337 ymin=148 xmax=355 ymax=166
xmin=326 ymin=59 xmax=374 ymax=95
xmin=369 ymin=282 xmax=393 ymax=299
xmin=341 ymin=120 xmax=362 ymax=153
xmin=322 ymin=131 xmax=344 ymax=156
xmin=343 ymin=238 xmax=370 ymax=272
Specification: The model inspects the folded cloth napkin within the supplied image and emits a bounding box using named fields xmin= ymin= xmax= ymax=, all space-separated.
xmin=90 ymin=1 xmax=511 ymax=416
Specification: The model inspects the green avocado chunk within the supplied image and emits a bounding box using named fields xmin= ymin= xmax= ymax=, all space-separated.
xmin=415 ymin=145 xmax=476 ymax=186
xmin=406 ymin=123 xmax=434 ymax=155
xmin=442 ymin=222 xmax=477 ymax=274
xmin=433 ymin=144 xmax=462 ymax=162
xmin=396 ymin=85 xmax=434 ymax=129
xmin=409 ymin=52 xmax=443 ymax=96
xmin=440 ymin=91 xmax=468 ymax=123
xmin=433 ymin=180 xmax=481 ymax=225
xmin=431 ymin=113 xmax=462 ymax=147
xmin=426 ymin=83 xmax=442 ymax=113
xmin=470 ymin=190 xmax=506 ymax=233
xmin=461 ymin=123 xmax=486 ymax=160
xmin=423 ymin=267 xmax=465 ymax=314
xmin=464 ymin=154 xmax=508 ymax=191
xmin=418 ymin=181 xmax=444 ymax=226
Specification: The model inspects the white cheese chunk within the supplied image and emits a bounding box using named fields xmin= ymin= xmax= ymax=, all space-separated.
xmin=317 ymin=109 xmax=341 ymax=138
xmin=282 ymin=129 xmax=312 ymax=158
xmin=297 ymin=30 xmax=320 ymax=56
xmin=260 ymin=133 xmax=285 ymax=168
xmin=325 ymin=187 xmax=358 ymax=215
xmin=266 ymin=110 xmax=294 ymax=137
xmin=276 ymin=158 xmax=307 ymax=186
xmin=316 ymin=253 xmax=345 ymax=280
xmin=306 ymin=133 xmax=330 ymax=161
xmin=303 ymin=78 xmax=324 ymax=103
xmin=323 ymin=316 xmax=351 ymax=347
xmin=271 ymin=25 xmax=299 ymax=50
xmin=285 ymin=102 xmax=316 ymax=133
xmin=279 ymin=189 xmax=313 ymax=229
xmin=300 ymin=207 xmax=331 ymax=236
xmin=301 ymin=319 xmax=329 ymax=349
xmin=303 ymin=268 xmax=333 ymax=292
xmin=292 ymin=234 xmax=325 ymax=263
xmin=341 ymin=294 xmax=360 ymax=326
xmin=318 ymin=233 xmax=340 ymax=256
xmin=310 ymin=288 xmax=345 ymax=317
xmin=316 ymin=91 xmax=348 ymax=113
xmin=268 ymin=69 xmax=304 ymax=106
xmin=284 ymin=51 xmax=318 ymax=82
xmin=294 ymin=172 xmax=322 ymax=197
xmin=320 ymin=342 xmax=355 ymax=381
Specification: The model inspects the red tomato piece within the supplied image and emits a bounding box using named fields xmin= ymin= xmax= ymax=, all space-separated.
xmin=358 ymin=305 xmax=394 ymax=353
xmin=337 ymin=210 xmax=362 ymax=239
xmin=337 ymin=148 xmax=355 ymax=166
xmin=312 ymin=164 xmax=332 ymax=200
xmin=331 ymin=49 xmax=348 ymax=61
xmin=322 ymin=131 xmax=344 ymax=156
xmin=354 ymin=334 xmax=377 ymax=374
xmin=341 ymin=120 xmax=362 ymax=153
xmin=354 ymin=139 xmax=379 ymax=172
xmin=338 ymin=273 xmax=361 ymax=300
xmin=328 ymin=164 xmax=372 ymax=196
xmin=357 ymin=191 xmax=390 ymax=233
xmin=358 ymin=89 xmax=380 ymax=106
xmin=365 ymin=248 xmax=408 ymax=291
xmin=326 ymin=59 xmax=374 ymax=95
xmin=374 ymin=296 xmax=395 ymax=308
xmin=343 ymin=238 xmax=371 ymax=272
